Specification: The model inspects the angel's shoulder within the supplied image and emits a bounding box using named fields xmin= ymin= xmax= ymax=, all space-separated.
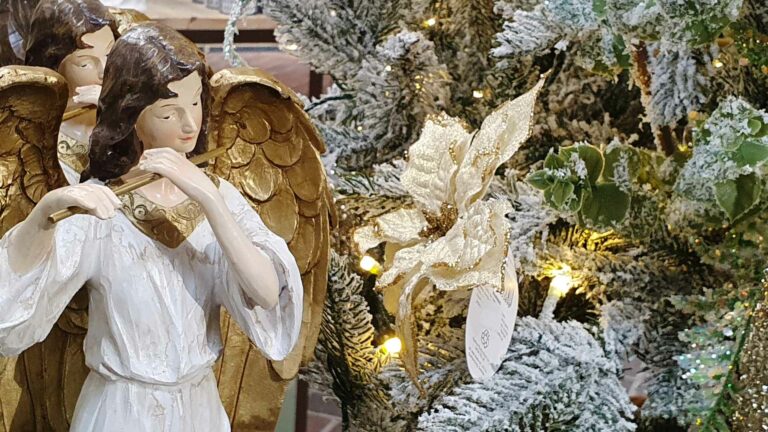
xmin=214 ymin=176 xmax=250 ymax=212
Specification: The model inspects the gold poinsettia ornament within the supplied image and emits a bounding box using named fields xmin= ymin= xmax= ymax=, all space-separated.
xmin=353 ymin=75 xmax=546 ymax=390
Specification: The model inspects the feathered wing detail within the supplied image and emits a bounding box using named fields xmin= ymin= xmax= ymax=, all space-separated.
xmin=0 ymin=65 xmax=78 ymax=432
xmin=207 ymin=67 xmax=334 ymax=431
xmin=107 ymin=7 xmax=150 ymax=34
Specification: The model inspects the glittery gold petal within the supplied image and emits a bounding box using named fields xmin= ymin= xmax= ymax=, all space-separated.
xmin=396 ymin=276 xmax=430 ymax=396
xmin=377 ymin=243 xmax=427 ymax=315
xmin=353 ymin=225 xmax=383 ymax=256
xmin=453 ymin=76 xmax=545 ymax=212
xmin=423 ymin=200 xmax=512 ymax=293
xmin=352 ymin=208 xmax=428 ymax=255
xmin=400 ymin=113 xmax=472 ymax=214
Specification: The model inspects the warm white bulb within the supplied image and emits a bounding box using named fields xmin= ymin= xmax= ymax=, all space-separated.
xmin=472 ymin=89 xmax=484 ymax=99
xmin=360 ymin=255 xmax=382 ymax=275
xmin=382 ymin=337 xmax=402 ymax=355
xmin=423 ymin=17 xmax=437 ymax=27
xmin=550 ymin=274 xmax=573 ymax=297
xmin=285 ymin=43 xmax=299 ymax=51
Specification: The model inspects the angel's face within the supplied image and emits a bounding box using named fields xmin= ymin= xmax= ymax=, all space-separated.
xmin=58 ymin=26 xmax=115 ymax=93
xmin=135 ymin=72 xmax=203 ymax=154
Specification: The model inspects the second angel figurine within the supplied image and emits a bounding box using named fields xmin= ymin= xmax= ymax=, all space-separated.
xmin=0 ymin=23 xmax=303 ymax=431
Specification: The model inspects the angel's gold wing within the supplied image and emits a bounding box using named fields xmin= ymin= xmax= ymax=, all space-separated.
xmin=0 ymin=65 xmax=78 ymax=431
xmin=207 ymin=67 xmax=335 ymax=431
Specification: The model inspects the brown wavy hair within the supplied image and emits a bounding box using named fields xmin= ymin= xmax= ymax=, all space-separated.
xmin=24 ymin=0 xmax=117 ymax=70
xmin=85 ymin=23 xmax=211 ymax=181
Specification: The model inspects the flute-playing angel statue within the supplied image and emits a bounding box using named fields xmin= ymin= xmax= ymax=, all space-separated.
xmin=0 ymin=22 xmax=332 ymax=431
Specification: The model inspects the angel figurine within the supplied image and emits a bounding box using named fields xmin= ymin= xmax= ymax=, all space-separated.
xmin=22 ymin=0 xmax=146 ymax=186
xmin=0 ymin=22 xmax=331 ymax=431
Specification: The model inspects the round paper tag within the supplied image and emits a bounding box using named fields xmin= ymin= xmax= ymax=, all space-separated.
xmin=465 ymin=257 xmax=519 ymax=380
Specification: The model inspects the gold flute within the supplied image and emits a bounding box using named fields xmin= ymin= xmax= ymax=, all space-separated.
xmin=48 ymin=146 xmax=227 ymax=224
xmin=62 ymin=106 xmax=95 ymax=121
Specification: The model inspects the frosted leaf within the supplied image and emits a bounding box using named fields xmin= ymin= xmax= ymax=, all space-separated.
xmin=453 ymin=77 xmax=546 ymax=211
xmin=647 ymin=42 xmax=707 ymax=127
xmin=675 ymin=97 xmax=768 ymax=202
xmin=401 ymin=114 xmax=473 ymax=215
xmin=352 ymin=208 xmax=428 ymax=254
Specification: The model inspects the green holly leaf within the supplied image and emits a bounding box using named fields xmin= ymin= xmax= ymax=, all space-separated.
xmin=527 ymin=170 xmax=552 ymax=190
xmin=736 ymin=140 xmax=768 ymax=166
xmin=724 ymin=134 xmax=744 ymax=151
xmin=714 ymin=173 xmax=762 ymax=221
xmin=603 ymin=145 xmax=639 ymax=182
xmin=592 ymin=0 xmax=606 ymax=18
xmin=686 ymin=16 xmax=732 ymax=45
xmin=580 ymin=182 xmax=630 ymax=227
xmin=544 ymin=152 xmax=565 ymax=170
xmin=560 ymin=144 xmax=604 ymax=184
xmin=545 ymin=180 xmax=576 ymax=211
xmin=758 ymin=122 xmax=768 ymax=138
xmin=748 ymin=118 xmax=763 ymax=135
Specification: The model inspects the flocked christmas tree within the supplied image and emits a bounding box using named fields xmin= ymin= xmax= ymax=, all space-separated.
xmin=224 ymin=1 xmax=768 ymax=430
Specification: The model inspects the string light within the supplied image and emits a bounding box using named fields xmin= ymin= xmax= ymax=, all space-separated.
xmin=712 ymin=58 xmax=724 ymax=68
xmin=472 ymin=89 xmax=485 ymax=99
xmin=549 ymin=264 xmax=574 ymax=298
xmin=380 ymin=337 xmax=402 ymax=355
xmin=285 ymin=43 xmax=299 ymax=51
xmin=423 ymin=17 xmax=437 ymax=27
xmin=384 ymin=65 xmax=392 ymax=72
xmin=540 ymin=264 xmax=574 ymax=320
xmin=360 ymin=255 xmax=382 ymax=275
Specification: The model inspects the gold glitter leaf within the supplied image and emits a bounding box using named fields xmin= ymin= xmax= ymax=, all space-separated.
xmin=352 ymin=208 xmax=428 ymax=255
xmin=401 ymin=113 xmax=472 ymax=215
xmin=453 ymin=76 xmax=546 ymax=212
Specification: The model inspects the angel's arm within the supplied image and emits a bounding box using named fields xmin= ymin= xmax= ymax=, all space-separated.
xmin=0 ymin=184 xmax=118 ymax=356
xmin=138 ymin=148 xmax=281 ymax=308
xmin=8 ymin=183 xmax=121 ymax=273
xmin=203 ymin=195 xmax=281 ymax=309
xmin=138 ymin=148 xmax=303 ymax=360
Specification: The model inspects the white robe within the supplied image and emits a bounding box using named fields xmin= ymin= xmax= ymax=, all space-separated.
xmin=0 ymin=179 xmax=303 ymax=432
